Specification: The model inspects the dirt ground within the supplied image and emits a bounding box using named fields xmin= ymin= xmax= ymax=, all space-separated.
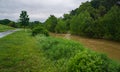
xmin=50 ymin=33 xmax=120 ymax=62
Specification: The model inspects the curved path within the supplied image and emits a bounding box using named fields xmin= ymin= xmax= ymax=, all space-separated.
xmin=0 ymin=29 xmax=20 ymax=38
xmin=51 ymin=33 xmax=120 ymax=62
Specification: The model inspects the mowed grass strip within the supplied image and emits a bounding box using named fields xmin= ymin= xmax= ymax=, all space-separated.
xmin=0 ymin=30 xmax=56 ymax=72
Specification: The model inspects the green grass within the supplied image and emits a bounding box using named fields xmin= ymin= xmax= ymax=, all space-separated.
xmin=0 ymin=30 xmax=120 ymax=72
xmin=0 ymin=24 xmax=14 ymax=32
xmin=0 ymin=30 xmax=59 ymax=72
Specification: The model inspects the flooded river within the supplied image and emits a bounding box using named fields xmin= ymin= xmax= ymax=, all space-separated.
xmin=51 ymin=33 xmax=120 ymax=62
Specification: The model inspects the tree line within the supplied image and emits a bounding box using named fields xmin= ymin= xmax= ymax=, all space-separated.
xmin=0 ymin=0 xmax=120 ymax=41
xmin=44 ymin=0 xmax=120 ymax=41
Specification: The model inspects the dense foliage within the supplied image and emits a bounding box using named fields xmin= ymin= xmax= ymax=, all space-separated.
xmin=29 ymin=21 xmax=43 ymax=30
xmin=68 ymin=51 xmax=120 ymax=72
xmin=55 ymin=18 xmax=68 ymax=33
xmin=70 ymin=11 xmax=94 ymax=37
xmin=1 ymin=0 xmax=120 ymax=71
xmin=45 ymin=15 xmax=57 ymax=32
xmin=0 ymin=19 xmax=11 ymax=25
xmin=36 ymin=35 xmax=120 ymax=72
xmin=0 ymin=19 xmax=19 ymax=28
xmin=44 ymin=0 xmax=120 ymax=41
xmin=100 ymin=6 xmax=120 ymax=41
xmin=0 ymin=29 xmax=120 ymax=72
xmin=19 ymin=11 xmax=29 ymax=29
xmin=32 ymin=26 xmax=49 ymax=36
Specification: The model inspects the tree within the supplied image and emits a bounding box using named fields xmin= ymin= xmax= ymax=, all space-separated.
xmin=45 ymin=15 xmax=57 ymax=32
xmin=63 ymin=14 xmax=71 ymax=30
xmin=19 ymin=11 xmax=29 ymax=29
xmin=101 ymin=6 xmax=120 ymax=41
xmin=8 ymin=21 xmax=16 ymax=28
xmin=55 ymin=18 xmax=67 ymax=33
xmin=70 ymin=11 xmax=94 ymax=37
xmin=91 ymin=0 xmax=118 ymax=10
xmin=30 ymin=21 xmax=43 ymax=30
xmin=0 ymin=19 xmax=11 ymax=25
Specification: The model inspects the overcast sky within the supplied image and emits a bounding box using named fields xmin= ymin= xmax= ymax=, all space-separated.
xmin=0 ymin=0 xmax=89 ymax=22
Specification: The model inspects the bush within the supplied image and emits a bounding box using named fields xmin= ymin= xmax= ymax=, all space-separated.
xmin=35 ymin=35 xmax=120 ymax=72
xmin=35 ymin=36 xmax=85 ymax=71
xmin=36 ymin=36 xmax=84 ymax=60
xmin=70 ymin=11 xmax=94 ymax=36
xmin=32 ymin=26 xmax=49 ymax=36
xmin=55 ymin=19 xmax=68 ymax=33
xmin=67 ymin=51 xmax=120 ymax=72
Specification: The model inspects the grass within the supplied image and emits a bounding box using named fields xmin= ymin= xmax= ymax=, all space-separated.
xmin=0 ymin=24 xmax=14 ymax=32
xmin=0 ymin=30 xmax=57 ymax=72
xmin=0 ymin=30 xmax=120 ymax=72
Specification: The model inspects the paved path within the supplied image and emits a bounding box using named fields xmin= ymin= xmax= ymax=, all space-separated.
xmin=0 ymin=29 xmax=20 ymax=38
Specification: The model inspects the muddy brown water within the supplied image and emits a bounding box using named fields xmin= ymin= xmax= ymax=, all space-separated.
xmin=50 ymin=33 xmax=120 ymax=62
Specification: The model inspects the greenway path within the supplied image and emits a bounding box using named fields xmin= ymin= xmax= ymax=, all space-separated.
xmin=51 ymin=33 xmax=120 ymax=62
xmin=0 ymin=29 xmax=20 ymax=38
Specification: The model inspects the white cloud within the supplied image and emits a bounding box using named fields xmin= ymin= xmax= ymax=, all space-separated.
xmin=0 ymin=0 xmax=89 ymax=22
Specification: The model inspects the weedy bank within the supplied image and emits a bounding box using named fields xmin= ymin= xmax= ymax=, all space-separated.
xmin=0 ymin=30 xmax=120 ymax=72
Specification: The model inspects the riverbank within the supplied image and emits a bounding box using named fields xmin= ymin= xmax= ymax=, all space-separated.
xmin=50 ymin=33 xmax=120 ymax=62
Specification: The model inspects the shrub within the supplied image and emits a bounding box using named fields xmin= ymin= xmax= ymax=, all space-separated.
xmin=67 ymin=50 xmax=120 ymax=72
xmin=36 ymin=36 xmax=84 ymax=60
xmin=32 ymin=26 xmax=49 ymax=36
xmin=35 ymin=35 xmax=120 ymax=72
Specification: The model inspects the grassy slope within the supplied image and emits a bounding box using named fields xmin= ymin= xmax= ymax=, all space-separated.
xmin=0 ymin=30 xmax=83 ymax=72
xmin=0 ymin=24 xmax=14 ymax=32
xmin=0 ymin=30 xmax=119 ymax=72
xmin=0 ymin=30 xmax=55 ymax=72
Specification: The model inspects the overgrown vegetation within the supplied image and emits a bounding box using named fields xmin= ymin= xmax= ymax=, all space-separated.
xmin=44 ymin=0 xmax=120 ymax=41
xmin=32 ymin=26 xmax=49 ymax=36
xmin=68 ymin=51 xmax=120 ymax=72
xmin=0 ymin=30 xmax=119 ymax=72
xmin=45 ymin=15 xmax=58 ymax=32
xmin=0 ymin=19 xmax=20 ymax=28
xmin=0 ymin=0 xmax=120 ymax=71
xmin=36 ymin=34 xmax=120 ymax=72
xmin=1 ymin=0 xmax=119 ymax=41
